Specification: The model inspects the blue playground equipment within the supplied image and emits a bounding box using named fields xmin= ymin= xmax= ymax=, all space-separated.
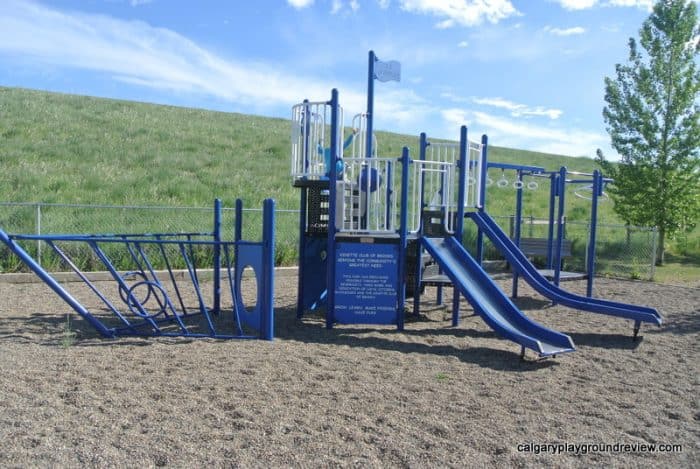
xmin=500 ymin=165 xmax=612 ymax=298
xmin=291 ymin=50 xmax=661 ymax=357
xmin=0 ymin=199 xmax=276 ymax=340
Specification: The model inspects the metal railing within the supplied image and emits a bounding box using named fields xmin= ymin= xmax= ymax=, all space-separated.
xmin=291 ymin=100 xmax=344 ymax=179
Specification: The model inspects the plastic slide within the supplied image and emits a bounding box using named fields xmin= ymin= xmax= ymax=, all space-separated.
xmin=468 ymin=211 xmax=662 ymax=327
xmin=421 ymin=236 xmax=575 ymax=357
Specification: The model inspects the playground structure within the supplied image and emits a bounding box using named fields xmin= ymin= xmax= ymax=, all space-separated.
xmin=0 ymin=51 xmax=662 ymax=355
xmin=0 ymin=199 xmax=275 ymax=339
xmin=481 ymin=165 xmax=611 ymax=298
xmin=292 ymin=51 xmax=662 ymax=357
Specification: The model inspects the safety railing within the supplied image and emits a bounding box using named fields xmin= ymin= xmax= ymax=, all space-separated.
xmin=335 ymin=157 xmax=404 ymax=234
xmin=411 ymin=159 xmax=456 ymax=233
xmin=291 ymin=100 xmax=344 ymax=180
xmin=350 ymin=113 xmax=378 ymax=159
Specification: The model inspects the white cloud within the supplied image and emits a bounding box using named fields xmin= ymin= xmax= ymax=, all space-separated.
xmin=377 ymin=0 xmax=391 ymax=8
xmin=0 ymin=0 xmax=432 ymax=125
xmin=554 ymin=0 xmax=654 ymax=10
xmin=440 ymin=91 xmax=468 ymax=103
xmin=130 ymin=0 xmax=153 ymax=6
xmin=398 ymin=0 xmax=520 ymax=28
xmin=607 ymin=0 xmax=653 ymax=9
xmin=472 ymin=97 xmax=563 ymax=119
xmin=331 ymin=0 xmax=360 ymax=14
xmin=458 ymin=41 xmax=469 ymax=48
xmin=556 ymin=0 xmax=598 ymax=9
xmin=442 ymin=109 xmax=606 ymax=156
xmin=544 ymin=26 xmax=586 ymax=36
xmin=287 ymin=0 xmax=314 ymax=9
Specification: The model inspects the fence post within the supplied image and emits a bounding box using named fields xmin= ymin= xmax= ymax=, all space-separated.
xmin=36 ymin=203 xmax=42 ymax=265
xmin=650 ymin=226 xmax=658 ymax=280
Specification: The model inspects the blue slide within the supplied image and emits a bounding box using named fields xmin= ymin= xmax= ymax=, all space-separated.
xmin=422 ymin=236 xmax=575 ymax=357
xmin=468 ymin=211 xmax=662 ymax=326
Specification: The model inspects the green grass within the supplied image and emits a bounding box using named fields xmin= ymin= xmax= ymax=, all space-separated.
xmin=0 ymin=86 xmax=609 ymax=215
xmin=0 ymin=86 xmax=697 ymax=280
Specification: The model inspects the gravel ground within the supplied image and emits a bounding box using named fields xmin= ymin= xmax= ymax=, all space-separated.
xmin=0 ymin=272 xmax=698 ymax=468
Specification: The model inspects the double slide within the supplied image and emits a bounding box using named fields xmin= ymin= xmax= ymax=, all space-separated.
xmin=420 ymin=211 xmax=661 ymax=357
xmin=468 ymin=211 xmax=662 ymax=327
xmin=422 ymin=236 xmax=575 ymax=357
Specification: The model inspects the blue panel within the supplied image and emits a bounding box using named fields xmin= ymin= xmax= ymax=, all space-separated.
xmin=334 ymin=242 xmax=399 ymax=325
xmin=302 ymin=237 xmax=328 ymax=310
xmin=235 ymin=244 xmax=265 ymax=332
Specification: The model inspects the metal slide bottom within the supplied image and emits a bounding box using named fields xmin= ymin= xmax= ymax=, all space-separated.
xmin=468 ymin=212 xmax=662 ymax=326
xmin=422 ymin=236 xmax=575 ymax=357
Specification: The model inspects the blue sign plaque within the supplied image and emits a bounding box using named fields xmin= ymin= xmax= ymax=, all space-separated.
xmin=334 ymin=242 xmax=399 ymax=324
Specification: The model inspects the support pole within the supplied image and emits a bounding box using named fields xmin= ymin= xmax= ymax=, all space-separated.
xmin=586 ymin=170 xmax=600 ymax=297
xmin=326 ymin=89 xmax=340 ymax=329
xmin=512 ymin=170 xmax=523 ymax=298
xmin=303 ymin=99 xmax=311 ymax=173
xmin=366 ymin=51 xmax=376 ymax=160
xmin=452 ymin=126 xmax=468 ymax=326
xmin=476 ymin=135 xmax=488 ymax=264
xmin=261 ymin=198 xmax=276 ymax=340
xmin=213 ymin=198 xmax=222 ymax=314
xmin=296 ymin=187 xmax=307 ymax=318
xmin=554 ymin=167 xmax=567 ymax=286
xmin=397 ymin=147 xmax=410 ymax=331
xmin=546 ymin=173 xmax=557 ymax=269
xmin=413 ymin=133 xmax=428 ymax=317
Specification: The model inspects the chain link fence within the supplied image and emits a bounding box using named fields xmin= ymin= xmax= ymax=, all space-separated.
xmin=0 ymin=202 xmax=300 ymax=272
xmin=0 ymin=202 xmax=657 ymax=279
xmin=487 ymin=215 xmax=657 ymax=280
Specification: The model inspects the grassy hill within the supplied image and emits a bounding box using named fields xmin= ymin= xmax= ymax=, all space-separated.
xmin=1 ymin=86 xmax=696 ymax=278
xmin=1 ymin=86 xmax=605 ymax=216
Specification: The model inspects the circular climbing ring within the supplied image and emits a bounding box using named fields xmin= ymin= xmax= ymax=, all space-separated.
xmin=527 ymin=181 xmax=539 ymax=190
xmin=467 ymin=176 xmax=477 ymax=186
xmin=513 ymin=180 xmax=524 ymax=190
xmin=485 ymin=177 xmax=494 ymax=187
xmin=126 ymin=281 xmax=169 ymax=319
xmin=118 ymin=271 xmax=153 ymax=306
xmin=497 ymin=177 xmax=509 ymax=188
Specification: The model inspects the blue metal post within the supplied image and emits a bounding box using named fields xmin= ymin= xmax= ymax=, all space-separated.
xmin=413 ymin=133 xmax=428 ymax=317
xmin=366 ymin=51 xmax=376 ymax=160
xmin=586 ymin=170 xmax=600 ymax=297
xmin=385 ymin=161 xmax=393 ymax=230
xmin=476 ymin=134 xmax=489 ymax=264
xmin=326 ymin=89 xmax=340 ymax=329
xmin=261 ymin=198 xmax=276 ymax=340
xmin=451 ymin=126 xmax=468 ymax=326
xmin=235 ymin=199 xmax=242 ymax=243
xmin=213 ymin=198 xmax=222 ymax=314
xmin=296 ymin=187 xmax=307 ymax=318
xmin=0 ymin=229 xmax=114 ymax=337
xmin=397 ymin=147 xmax=410 ymax=331
xmin=512 ymin=170 xmax=523 ymax=298
xmin=554 ymin=167 xmax=567 ymax=286
xmin=235 ymin=199 xmax=243 ymax=317
xmin=546 ymin=173 xmax=557 ymax=269
xmin=303 ymin=99 xmax=311 ymax=172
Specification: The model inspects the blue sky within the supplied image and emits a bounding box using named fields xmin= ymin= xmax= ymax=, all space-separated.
xmin=0 ymin=0 xmax=665 ymax=159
